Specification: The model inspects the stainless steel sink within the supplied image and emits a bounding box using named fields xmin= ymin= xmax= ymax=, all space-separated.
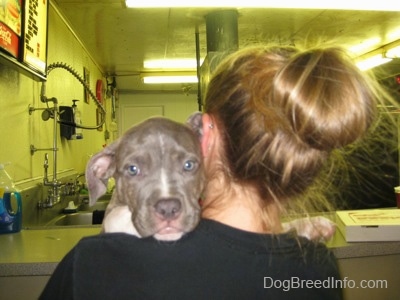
xmin=48 ymin=212 xmax=94 ymax=226
xmin=22 ymin=194 xmax=112 ymax=229
xmin=79 ymin=200 xmax=110 ymax=212
xmin=46 ymin=211 xmax=105 ymax=226
xmin=44 ymin=198 xmax=110 ymax=227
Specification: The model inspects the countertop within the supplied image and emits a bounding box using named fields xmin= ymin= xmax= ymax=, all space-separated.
xmin=0 ymin=227 xmax=101 ymax=276
xmin=1 ymin=223 xmax=400 ymax=277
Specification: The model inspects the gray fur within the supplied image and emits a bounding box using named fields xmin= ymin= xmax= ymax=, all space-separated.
xmin=86 ymin=113 xmax=205 ymax=240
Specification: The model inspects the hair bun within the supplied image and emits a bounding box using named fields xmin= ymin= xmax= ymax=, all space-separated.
xmin=273 ymin=47 xmax=376 ymax=151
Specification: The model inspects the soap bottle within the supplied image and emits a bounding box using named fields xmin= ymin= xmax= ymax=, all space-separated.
xmin=0 ymin=163 xmax=22 ymax=234
xmin=72 ymin=100 xmax=83 ymax=139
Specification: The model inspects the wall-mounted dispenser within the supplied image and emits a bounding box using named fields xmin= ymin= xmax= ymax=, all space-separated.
xmin=72 ymin=100 xmax=83 ymax=139
xmin=60 ymin=100 xmax=83 ymax=140
xmin=59 ymin=105 xmax=74 ymax=139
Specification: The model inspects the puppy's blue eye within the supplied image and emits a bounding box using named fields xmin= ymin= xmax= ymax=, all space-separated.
xmin=128 ymin=165 xmax=140 ymax=176
xmin=183 ymin=160 xmax=196 ymax=172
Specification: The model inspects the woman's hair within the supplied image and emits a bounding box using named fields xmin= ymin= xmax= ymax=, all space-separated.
xmin=204 ymin=45 xmax=392 ymax=212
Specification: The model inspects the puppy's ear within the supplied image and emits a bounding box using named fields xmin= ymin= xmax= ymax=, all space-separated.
xmin=86 ymin=141 xmax=119 ymax=205
xmin=186 ymin=111 xmax=203 ymax=141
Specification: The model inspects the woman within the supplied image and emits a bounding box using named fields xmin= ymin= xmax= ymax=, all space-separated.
xmin=40 ymin=45 xmax=386 ymax=299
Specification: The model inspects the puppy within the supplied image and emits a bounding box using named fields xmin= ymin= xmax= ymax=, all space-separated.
xmin=87 ymin=112 xmax=335 ymax=242
xmin=86 ymin=114 xmax=205 ymax=241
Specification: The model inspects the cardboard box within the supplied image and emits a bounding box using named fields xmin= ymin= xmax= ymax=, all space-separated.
xmin=336 ymin=209 xmax=400 ymax=242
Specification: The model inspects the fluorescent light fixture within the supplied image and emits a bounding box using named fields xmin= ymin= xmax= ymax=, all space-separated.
xmin=125 ymin=0 xmax=400 ymax=11
xmin=144 ymin=59 xmax=204 ymax=70
xmin=143 ymin=76 xmax=198 ymax=84
xmin=387 ymin=29 xmax=400 ymax=42
xmin=386 ymin=46 xmax=400 ymax=58
xmin=356 ymin=54 xmax=392 ymax=71
xmin=141 ymin=72 xmax=198 ymax=84
xmin=348 ymin=37 xmax=381 ymax=55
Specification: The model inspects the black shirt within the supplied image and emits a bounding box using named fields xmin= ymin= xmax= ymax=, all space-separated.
xmin=40 ymin=219 xmax=342 ymax=300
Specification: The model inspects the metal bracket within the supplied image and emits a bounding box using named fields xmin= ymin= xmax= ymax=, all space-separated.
xmin=30 ymin=145 xmax=58 ymax=156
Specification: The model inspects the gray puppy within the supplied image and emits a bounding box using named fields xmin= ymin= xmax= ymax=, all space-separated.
xmin=86 ymin=112 xmax=335 ymax=242
xmin=86 ymin=114 xmax=205 ymax=241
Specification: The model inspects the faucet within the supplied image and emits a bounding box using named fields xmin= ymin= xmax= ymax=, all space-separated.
xmin=74 ymin=173 xmax=85 ymax=193
xmin=35 ymin=97 xmax=64 ymax=208
xmin=72 ymin=172 xmax=89 ymax=205
xmin=40 ymin=153 xmax=63 ymax=208
xmin=31 ymin=65 xmax=105 ymax=208
xmin=43 ymin=153 xmax=49 ymax=183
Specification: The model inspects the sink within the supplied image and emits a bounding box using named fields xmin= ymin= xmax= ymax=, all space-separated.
xmin=49 ymin=213 xmax=93 ymax=226
xmin=46 ymin=211 xmax=105 ymax=226
xmin=23 ymin=194 xmax=112 ymax=229
xmin=98 ymin=193 xmax=113 ymax=201
xmin=79 ymin=200 xmax=110 ymax=212
xmin=79 ymin=193 xmax=112 ymax=201
xmin=45 ymin=198 xmax=110 ymax=227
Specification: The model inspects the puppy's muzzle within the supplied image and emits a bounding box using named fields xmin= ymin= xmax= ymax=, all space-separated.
xmin=154 ymin=198 xmax=182 ymax=221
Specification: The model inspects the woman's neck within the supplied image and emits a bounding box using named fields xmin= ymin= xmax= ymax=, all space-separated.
xmin=199 ymin=118 xmax=282 ymax=234
xmin=201 ymin=180 xmax=282 ymax=234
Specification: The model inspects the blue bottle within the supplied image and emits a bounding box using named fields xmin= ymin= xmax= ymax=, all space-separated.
xmin=0 ymin=164 xmax=22 ymax=234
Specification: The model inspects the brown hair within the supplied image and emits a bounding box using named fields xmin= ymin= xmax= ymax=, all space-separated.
xmin=204 ymin=45 xmax=383 ymax=210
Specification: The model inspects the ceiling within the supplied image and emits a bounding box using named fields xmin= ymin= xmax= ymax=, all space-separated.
xmin=52 ymin=0 xmax=400 ymax=93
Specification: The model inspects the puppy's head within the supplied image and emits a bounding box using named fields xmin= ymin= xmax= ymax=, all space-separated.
xmin=86 ymin=113 xmax=205 ymax=240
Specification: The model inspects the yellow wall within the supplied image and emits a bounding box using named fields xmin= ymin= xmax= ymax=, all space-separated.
xmin=118 ymin=92 xmax=199 ymax=137
xmin=0 ymin=5 xmax=111 ymax=184
xmin=0 ymin=4 xmax=199 ymax=188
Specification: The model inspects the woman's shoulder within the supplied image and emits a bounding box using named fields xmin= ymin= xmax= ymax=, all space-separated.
xmin=76 ymin=219 xmax=334 ymax=254
xmin=76 ymin=232 xmax=143 ymax=250
xmin=198 ymin=218 xmax=333 ymax=251
xmin=73 ymin=219 xmax=337 ymax=271
xmin=52 ymin=220 xmax=340 ymax=300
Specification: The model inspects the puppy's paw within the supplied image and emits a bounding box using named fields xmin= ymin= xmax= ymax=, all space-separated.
xmin=283 ymin=216 xmax=336 ymax=242
xmin=103 ymin=206 xmax=141 ymax=237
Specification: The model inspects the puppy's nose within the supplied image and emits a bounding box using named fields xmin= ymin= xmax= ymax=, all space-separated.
xmin=154 ymin=198 xmax=182 ymax=220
